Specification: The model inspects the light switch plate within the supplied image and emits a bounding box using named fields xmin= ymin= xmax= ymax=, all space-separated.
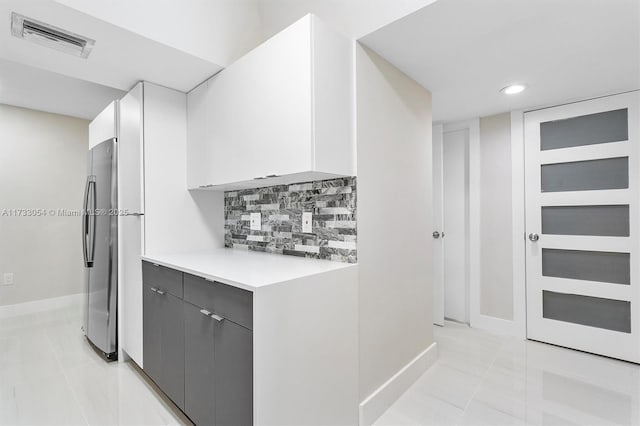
xmin=250 ymin=212 xmax=261 ymax=231
xmin=302 ymin=211 xmax=313 ymax=233
xmin=2 ymin=273 xmax=14 ymax=286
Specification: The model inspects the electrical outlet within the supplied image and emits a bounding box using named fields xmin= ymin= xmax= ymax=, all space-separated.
xmin=250 ymin=212 xmax=261 ymax=231
xmin=302 ymin=212 xmax=313 ymax=233
xmin=2 ymin=273 xmax=14 ymax=286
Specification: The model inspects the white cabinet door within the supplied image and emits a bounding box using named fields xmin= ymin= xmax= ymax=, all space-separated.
xmin=207 ymin=16 xmax=313 ymax=185
xmin=118 ymin=82 xmax=144 ymax=367
xmin=186 ymin=14 xmax=354 ymax=190
xmin=187 ymin=81 xmax=210 ymax=189
xmin=89 ymin=101 xmax=118 ymax=149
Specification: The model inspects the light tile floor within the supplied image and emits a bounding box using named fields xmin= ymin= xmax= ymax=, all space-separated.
xmin=3 ymin=305 xmax=640 ymax=426
xmin=0 ymin=303 xmax=190 ymax=425
xmin=375 ymin=321 xmax=640 ymax=426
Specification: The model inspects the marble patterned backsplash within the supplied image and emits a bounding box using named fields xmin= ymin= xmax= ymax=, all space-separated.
xmin=224 ymin=177 xmax=357 ymax=263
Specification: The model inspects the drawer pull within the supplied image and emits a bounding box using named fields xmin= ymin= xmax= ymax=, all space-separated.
xmin=200 ymin=308 xmax=225 ymax=322
xmin=150 ymin=287 xmax=158 ymax=293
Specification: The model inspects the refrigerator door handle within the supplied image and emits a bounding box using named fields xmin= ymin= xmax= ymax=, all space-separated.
xmin=88 ymin=176 xmax=97 ymax=267
xmin=82 ymin=176 xmax=92 ymax=267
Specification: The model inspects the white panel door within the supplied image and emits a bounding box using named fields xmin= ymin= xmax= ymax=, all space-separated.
xmin=432 ymin=124 xmax=445 ymax=326
xmin=525 ymin=91 xmax=640 ymax=362
xmin=443 ymin=128 xmax=469 ymax=323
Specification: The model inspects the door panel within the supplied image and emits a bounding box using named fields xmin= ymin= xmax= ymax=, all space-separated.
xmin=143 ymin=285 xmax=162 ymax=384
xmin=525 ymin=91 xmax=640 ymax=362
xmin=432 ymin=124 xmax=444 ymax=326
xmin=161 ymin=292 xmax=185 ymax=409
xmin=214 ymin=320 xmax=253 ymax=426
xmin=541 ymin=205 xmax=629 ymax=237
xmin=119 ymin=83 xmax=144 ymax=366
xmin=184 ymin=302 xmax=216 ymax=426
xmin=443 ymin=128 xmax=469 ymax=323
xmin=87 ymin=139 xmax=117 ymax=355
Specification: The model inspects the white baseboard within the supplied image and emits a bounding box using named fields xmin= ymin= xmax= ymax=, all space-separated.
xmin=359 ymin=342 xmax=438 ymax=426
xmin=0 ymin=293 xmax=84 ymax=319
xmin=471 ymin=314 xmax=524 ymax=337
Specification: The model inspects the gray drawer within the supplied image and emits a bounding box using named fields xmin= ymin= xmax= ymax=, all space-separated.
xmin=184 ymin=274 xmax=253 ymax=330
xmin=142 ymin=261 xmax=183 ymax=299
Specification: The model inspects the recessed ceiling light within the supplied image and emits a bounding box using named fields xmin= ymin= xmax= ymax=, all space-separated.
xmin=500 ymin=84 xmax=526 ymax=95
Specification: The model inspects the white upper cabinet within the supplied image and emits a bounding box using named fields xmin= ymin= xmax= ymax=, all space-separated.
xmin=89 ymin=100 xmax=118 ymax=149
xmin=187 ymin=15 xmax=354 ymax=190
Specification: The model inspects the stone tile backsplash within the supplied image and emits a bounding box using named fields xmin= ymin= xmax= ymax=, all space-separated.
xmin=224 ymin=177 xmax=357 ymax=263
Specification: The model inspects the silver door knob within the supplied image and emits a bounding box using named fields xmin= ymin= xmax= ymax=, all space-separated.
xmin=528 ymin=233 xmax=540 ymax=242
xmin=433 ymin=231 xmax=441 ymax=239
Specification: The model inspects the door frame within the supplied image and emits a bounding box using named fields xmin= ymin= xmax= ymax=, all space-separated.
xmin=433 ymin=115 xmax=529 ymax=337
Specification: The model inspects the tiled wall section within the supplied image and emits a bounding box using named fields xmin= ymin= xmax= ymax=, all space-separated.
xmin=224 ymin=177 xmax=357 ymax=263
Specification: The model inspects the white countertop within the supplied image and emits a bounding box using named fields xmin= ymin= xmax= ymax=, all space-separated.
xmin=142 ymin=248 xmax=356 ymax=291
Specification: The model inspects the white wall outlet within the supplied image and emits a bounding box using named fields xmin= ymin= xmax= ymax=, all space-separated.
xmin=250 ymin=212 xmax=262 ymax=231
xmin=302 ymin=212 xmax=313 ymax=233
xmin=2 ymin=273 xmax=14 ymax=286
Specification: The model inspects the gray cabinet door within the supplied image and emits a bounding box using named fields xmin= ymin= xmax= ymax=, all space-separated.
xmin=184 ymin=302 xmax=217 ymax=425
xmin=143 ymin=285 xmax=185 ymax=410
xmin=184 ymin=302 xmax=215 ymax=426
xmin=215 ymin=320 xmax=253 ymax=426
xmin=160 ymin=292 xmax=185 ymax=410
xmin=143 ymin=285 xmax=162 ymax=385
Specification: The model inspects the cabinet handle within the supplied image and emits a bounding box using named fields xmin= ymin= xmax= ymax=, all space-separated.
xmin=200 ymin=309 xmax=212 ymax=316
xmin=150 ymin=287 xmax=158 ymax=293
xmin=266 ymin=174 xmax=279 ymax=178
xmin=253 ymin=176 xmax=266 ymax=180
xmin=210 ymin=314 xmax=224 ymax=322
xmin=156 ymin=289 xmax=166 ymax=295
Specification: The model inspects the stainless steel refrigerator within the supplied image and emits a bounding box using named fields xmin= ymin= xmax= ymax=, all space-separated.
xmin=82 ymin=137 xmax=118 ymax=360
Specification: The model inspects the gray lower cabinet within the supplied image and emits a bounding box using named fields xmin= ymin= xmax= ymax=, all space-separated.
xmin=213 ymin=316 xmax=253 ymax=426
xmin=143 ymin=261 xmax=253 ymax=426
xmin=143 ymin=284 xmax=185 ymax=409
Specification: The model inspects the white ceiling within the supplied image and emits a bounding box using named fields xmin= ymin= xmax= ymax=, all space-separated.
xmin=361 ymin=0 xmax=640 ymax=123
xmin=0 ymin=0 xmax=225 ymax=120
xmin=257 ymin=0 xmax=437 ymax=40
xmin=54 ymin=0 xmax=264 ymax=67
xmin=0 ymin=58 xmax=124 ymax=120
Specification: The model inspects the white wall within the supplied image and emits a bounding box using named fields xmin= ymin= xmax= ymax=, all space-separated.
xmin=143 ymin=83 xmax=224 ymax=256
xmin=479 ymin=113 xmax=514 ymax=320
xmin=258 ymin=0 xmax=438 ymax=40
xmin=0 ymin=104 xmax=88 ymax=306
xmin=356 ymin=43 xmax=433 ymax=406
xmin=54 ymin=0 xmax=263 ymax=67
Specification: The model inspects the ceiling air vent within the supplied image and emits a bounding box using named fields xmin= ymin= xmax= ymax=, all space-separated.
xmin=11 ymin=12 xmax=95 ymax=59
